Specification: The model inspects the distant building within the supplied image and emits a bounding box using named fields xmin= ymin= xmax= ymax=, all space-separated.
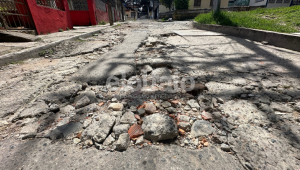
xmin=189 ymin=0 xmax=230 ymax=9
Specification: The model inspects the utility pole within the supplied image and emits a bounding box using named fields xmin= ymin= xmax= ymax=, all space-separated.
xmin=212 ymin=0 xmax=221 ymax=14
xmin=120 ymin=0 xmax=124 ymax=21
xmin=108 ymin=1 xmax=114 ymax=26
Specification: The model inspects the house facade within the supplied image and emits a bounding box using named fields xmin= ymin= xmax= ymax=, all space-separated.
xmin=189 ymin=0 xmax=229 ymax=9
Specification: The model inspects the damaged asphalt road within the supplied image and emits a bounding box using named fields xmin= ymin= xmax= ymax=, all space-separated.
xmin=0 ymin=21 xmax=300 ymax=170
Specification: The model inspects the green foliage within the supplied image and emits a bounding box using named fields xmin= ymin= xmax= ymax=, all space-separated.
xmin=59 ymin=28 xmax=64 ymax=32
xmin=99 ymin=20 xmax=106 ymax=25
xmin=66 ymin=27 xmax=70 ymax=30
xmin=194 ymin=6 xmax=300 ymax=33
xmin=160 ymin=0 xmax=173 ymax=11
xmin=174 ymin=0 xmax=189 ymax=10
xmin=161 ymin=18 xmax=167 ymax=21
xmin=39 ymin=49 xmax=54 ymax=56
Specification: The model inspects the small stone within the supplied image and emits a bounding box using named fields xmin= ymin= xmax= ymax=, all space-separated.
xmin=113 ymin=124 xmax=131 ymax=138
xmin=83 ymin=119 xmax=92 ymax=129
xmin=73 ymin=138 xmax=81 ymax=144
xmin=75 ymin=96 xmax=90 ymax=109
xmin=178 ymin=122 xmax=191 ymax=131
xmin=192 ymin=108 xmax=198 ymax=112
xmin=184 ymin=105 xmax=191 ymax=111
xmin=221 ymin=143 xmax=230 ymax=151
xmin=216 ymin=97 xmax=224 ymax=104
xmin=115 ymin=133 xmax=130 ymax=151
xmin=193 ymin=139 xmax=199 ymax=146
xmin=142 ymin=65 xmax=153 ymax=73
xmin=111 ymin=98 xmax=118 ymax=102
xmin=203 ymin=142 xmax=209 ymax=147
xmin=110 ymin=111 xmax=123 ymax=117
xmin=187 ymin=99 xmax=200 ymax=109
xmin=191 ymin=120 xmax=214 ymax=138
xmin=178 ymin=128 xmax=186 ymax=135
xmin=178 ymin=115 xmax=190 ymax=122
xmin=135 ymin=136 xmax=144 ymax=145
xmin=103 ymin=134 xmax=115 ymax=146
xmin=85 ymin=140 xmax=93 ymax=146
xmin=144 ymin=103 xmax=156 ymax=113
xmin=137 ymin=108 xmax=146 ymax=116
xmin=201 ymin=111 xmax=212 ymax=120
xmin=166 ymin=107 xmax=176 ymax=113
xmin=108 ymin=103 xmax=124 ymax=111
xmin=270 ymin=102 xmax=293 ymax=113
xmin=120 ymin=111 xmax=137 ymax=125
xmin=49 ymin=104 xmax=60 ymax=112
xmin=161 ymin=101 xmax=171 ymax=108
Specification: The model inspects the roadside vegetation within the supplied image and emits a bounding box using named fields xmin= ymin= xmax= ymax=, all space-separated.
xmin=194 ymin=6 xmax=300 ymax=33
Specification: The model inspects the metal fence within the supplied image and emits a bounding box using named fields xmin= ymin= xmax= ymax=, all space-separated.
xmin=68 ymin=0 xmax=88 ymax=10
xmin=0 ymin=0 xmax=35 ymax=30
xmin=95 ymin=0 xmax=106 ymax=11
xmin=36 ymin=0 xmax=65 ymax=10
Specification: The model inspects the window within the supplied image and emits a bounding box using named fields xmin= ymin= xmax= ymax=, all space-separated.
xmin=131 ymin=12 xmax=135 ymax=17
xmin=283 ymin=0 xmax=290 ymax=3
xmin=255 ymin=0 xmax=264 ymax=2
xmin=276 ymin=0 xmax=283 ymax=3
xmin=194 ymin=0 xmax=201 ymax=6
xmin=268 ymin=0 xmax=275 ymax=3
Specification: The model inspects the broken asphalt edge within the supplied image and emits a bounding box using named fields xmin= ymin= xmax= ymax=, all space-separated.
xmin=192 ymin=21 xmax=300 ymax=53
xmin=0 ymin=23 xmax=123 ymax=67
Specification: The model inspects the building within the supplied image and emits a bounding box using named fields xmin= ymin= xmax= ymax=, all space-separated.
xmin=189 ymin=0 xmax=229 ymax=9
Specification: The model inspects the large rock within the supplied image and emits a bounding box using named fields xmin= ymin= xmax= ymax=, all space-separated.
xmin=151 ymin=67 xmax=172 ymax=83
xmin=39 ymin=83 xmax=82 ymax=104
xmin=191 ymin=120 xmax=214 ymax=137
xmin=120 ymin=111 xmax=137 ymax=125
xmin=115 ymin=133 xmax=130 ymax=151
xmin=142 ymin=113 xmax=178 ymax=142
xmin=81 ymin=114 xmax=115 ymax=143
xmin=18 ymin=101 xmax=49 ymax=119
xmin=270 ymin=102 xmax=293 ymax=113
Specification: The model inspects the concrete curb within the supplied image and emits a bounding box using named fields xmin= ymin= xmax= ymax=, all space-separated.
xmin=0 ymin=25 xmax=111 ymax=67
xmin=193 ymin=22 xmax=300 ymax=52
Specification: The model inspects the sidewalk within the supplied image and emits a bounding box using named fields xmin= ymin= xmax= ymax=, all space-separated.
xmin=0 ymin=24 xmax=118 ymax=66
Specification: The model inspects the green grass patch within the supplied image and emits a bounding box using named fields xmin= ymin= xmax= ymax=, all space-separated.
xmin=98 ymin=20 xmax=106 ymax=25
xmin=194 ymin=6 xmax=300 ymax=33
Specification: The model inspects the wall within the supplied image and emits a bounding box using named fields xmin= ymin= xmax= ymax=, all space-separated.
xmin=189 ymin=0 xmax=229 ymax=9
xmin=95 ymin=5 xmax=109 ymax=23
xmin=249 ymin=0 xmax=267 ymax=6
xmin=70 ymin=11 xmax=91 ymax=26
xmin=125 ymin=10 xmax=137 ymax=19
xmin=267 ymin=0 xmax=291 ymax=8
xmin=26 ymin=0 xmax=73 ymax=34
xmin=159 ymin=4 xmax=170 ymax=13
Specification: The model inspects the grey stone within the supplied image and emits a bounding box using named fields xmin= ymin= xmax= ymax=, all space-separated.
xmin=184 ymin=105 xmax=191 ymax=111
xmin=113 ymin=124 xmax=130 ymax=138
xmin=151 ymin=67 xmax=171 ymax=83
xmin=137 ymin=108 xmax=146 ymax=116
xmin=142 ymin=65 xmax=153 ymax=73
xmin=19 ymin=101 xmax=48 ymax=119
xmin=83 ymin=119 xmax=92 ymax=129
xmin=178 ymin=122 xmax=191 ymax=131
xmin=142 ymin=113 xmax=178 ymax=142
xmin=120 ymin=111 xmax=137 ymax=125
xmin=295 ymin=102 xmax=300 ymax=112
xmin=50 ymin=122 xmax=82 ymax=140
xmin=161 ymin=101 xmax=172 ymax=108
xmin=178 ymin=115 xmax=190 ymax=122
xmin=270 ymin=102 xmax=293 ymax=113
xmin=115 ymin=133 xmax=130 ymax=151
xmin=221 ymin=143 xmax=230 ymax=152
xmin=187 ymin=99 xmax=200 ymax=109
xmin=144 ymin=103 xmax=156 ymax=113
xmin=81 ymin=114 xmax=115 ymax=143
xmin=73 ymin=138 xmax=81 ymax=144
xmin=103 ymin=134 xmax=115 ymax=146
xmin=74 ymin=91 xmax=98 ymax=104
xmin=110 ymin=111 xmax=123 ymax=117
xmin=39 ymin=83 xmax=82 ymax=104
xmin=166 ymin=107 xmax=176 ymax=113
xmin=75 ymin=96 xmax=90 ymax=109
xmin=60 ymin=105 xmax=75 ymax=115
xmin=76 ymin=103 xmax=99 ymax=114
xmin=135 ymin=136 xmax=144 ymax=145
xmin=108 ymin=103 xmax=124 ymax=111
xmin=191 ymin=120 xmax=214 ymax=137
xmin=20 ymin=122 xmax=39 ymax=139
xmin=49 ymin=104 xmax=60 ymax=112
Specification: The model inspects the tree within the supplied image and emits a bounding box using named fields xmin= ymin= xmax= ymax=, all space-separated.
xmin=174 ymin=0 xmax=189 ymax=10
xmin=160 ymin=0 xmax=173 ymax=11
